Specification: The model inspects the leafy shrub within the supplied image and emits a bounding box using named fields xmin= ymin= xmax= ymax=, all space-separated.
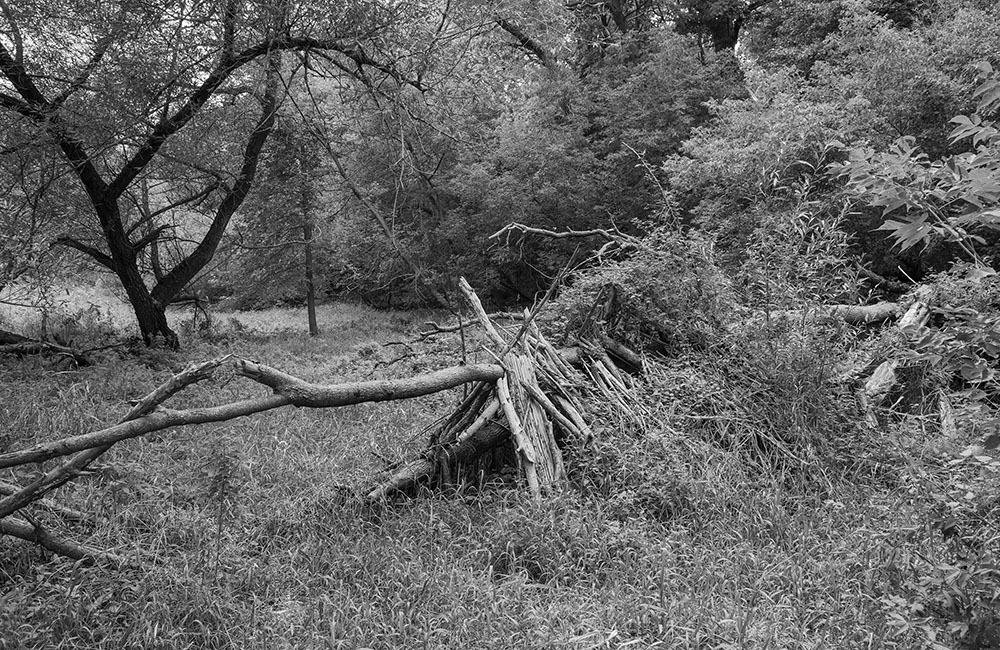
xmin=739 ymin=202 xmax=861 ymax=308
xmin=903 ymin=267 xmax=1000 ymax=416
xmin=553 ymin=227 xmax=735 ymax=353
xmin=664 ymin=68 xmax=856 ymax=237
xmin=883 ymin=449 xmax=1000 ymax=649
xmin=835 ymin=62 xmax=1000 ymax=268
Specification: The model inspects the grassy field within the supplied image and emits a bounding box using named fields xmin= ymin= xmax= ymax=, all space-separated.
xmin=1 ymin=297 xmax=998 ymax=650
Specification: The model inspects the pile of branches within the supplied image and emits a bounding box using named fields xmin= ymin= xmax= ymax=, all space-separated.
xmin=366 ymin=278 xmax=597 ymax=500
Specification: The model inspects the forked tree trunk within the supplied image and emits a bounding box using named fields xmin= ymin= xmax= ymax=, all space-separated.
xmin=117 ymin=261 xmax=179 ymax=348
xmin=126 ymin=282 xmax=179 ymax=349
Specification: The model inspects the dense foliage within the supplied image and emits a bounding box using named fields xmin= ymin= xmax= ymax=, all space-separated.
xmin=4 ymin=2 xmax=1000 ymax=648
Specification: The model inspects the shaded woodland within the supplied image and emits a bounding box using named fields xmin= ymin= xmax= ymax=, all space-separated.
xmin=2 ymin=1 xmax=1000 ymax=648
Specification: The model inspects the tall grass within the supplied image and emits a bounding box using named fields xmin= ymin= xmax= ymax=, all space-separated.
xmin=1 ymin=300 xmax=996 ymax=649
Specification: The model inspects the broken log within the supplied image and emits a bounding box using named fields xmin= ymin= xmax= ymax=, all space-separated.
xmin=0 ymin=333 xmax=90 ymax=366
xmin=756 ymin=302 xmax=902 ymax=327
xmin=366 ymin=421 xmax=511 ymax=501
xmin=863 ymin=289 xmax=934 ymax=405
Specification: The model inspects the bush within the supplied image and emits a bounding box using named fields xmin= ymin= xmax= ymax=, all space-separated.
xmin=553 ymin=227 xmax=735 ymax=354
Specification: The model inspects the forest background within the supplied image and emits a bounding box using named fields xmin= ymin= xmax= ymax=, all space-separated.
xmin=2 ymin=0 xmax=1000 ymax=648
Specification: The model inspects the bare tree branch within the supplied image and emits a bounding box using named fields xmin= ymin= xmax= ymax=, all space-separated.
xmin=107 ymin=35 xmax=425 ymax=199
xmin=149 ymin=50 xmax=281 ymax=304
xmin=0 ymin=516 xmax=122 ymax=565
xmin=0 ymin=44 xmax=110 ymax=205
xmin=50 ymin=34 xmax=115 ymax=109
xmin=494 ymin=18 xmax=557 ymax=69
xmin=52 ymin=236 xmax=115 ymax=270
xmin=0 ymin=0 xmax=23 ymax=65
xmin=0 ymin=361 xmax=505 ymax=473
xmin=0 ymin=356 xmax=233 ymax=519
xmin=131 ymin=224 xmax=176 ymax=253
xmin=125 ymin=180 xmax=220 ymax=237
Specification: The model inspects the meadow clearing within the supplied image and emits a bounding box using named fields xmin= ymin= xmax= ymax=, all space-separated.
xmin=0 ymin=290 xmax=997 ymax=650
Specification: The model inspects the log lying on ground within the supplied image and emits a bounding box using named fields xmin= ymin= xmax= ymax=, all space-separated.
xmin=0 ymin=355 xmax=236 ymax=520
xmin=0 ymin=329 xmax=90 ymax=366
xmin=0 ymin=358 xmax=510 ymax=558
xmin=0 ymin=329 xmax=30 ymax=345
xmin=752 ymin=302 xmax=902 ymax=327
xmin=0 ymin=363 xmax=505 ymax=473
xmin=863 ymin=289 xmax=934 ymax=405
xmin=856 ymin=287 xmax=938 ymax=427
xmin=365 ymin=421 xmax=511 ymax=501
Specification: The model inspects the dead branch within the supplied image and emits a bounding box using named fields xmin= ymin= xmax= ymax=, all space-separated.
xmin=0 ymin=480 xmax=93 ymax=524
xmin=235 ymin=361 xmax=504 ymax=406
xmin=0 ymin=356 xmax=233 ymax=519
xmin=0 ymin=336 xmax=91 ymax=366
xmin=0 ymin=516 xmax=122 ymax=565
xmin=757 ymin=302 xmax=902 ymax=327
xmin=0 ymin=362 xmax=504 ymax=475
xmin=856 ymin=262 xmax=911 ymax=293
xmin=417 ymin=312 xmax=523 ymax=337
xmin=490 ymin=222 xmax=638 ymax=245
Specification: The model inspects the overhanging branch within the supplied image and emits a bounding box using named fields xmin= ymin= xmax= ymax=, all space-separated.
xmin=52 ymin=236 xmax=115 ymax=270
xmin=108 ymin=35 xmax=425 ymax=199
xmin=494 ymin=18 xmax=557 ymax=69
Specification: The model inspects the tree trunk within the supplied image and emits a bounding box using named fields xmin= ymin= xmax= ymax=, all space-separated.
xmin=303 ymin=220 xmax=319 ymax=336
xmin=120 ymin=269 xmax=178 ymax=348
xmin=709 ymin=16 xmax=742 ymax=52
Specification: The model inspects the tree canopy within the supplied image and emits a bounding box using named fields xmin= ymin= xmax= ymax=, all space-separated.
xmin=2 ymin=0 xmax=999 ymax=344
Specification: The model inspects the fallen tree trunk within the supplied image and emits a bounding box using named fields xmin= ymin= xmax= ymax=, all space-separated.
xmin=750 ymin=302 xmax=902 ymax=327
xmin=0 ymin=329 xmax=30 ymax=345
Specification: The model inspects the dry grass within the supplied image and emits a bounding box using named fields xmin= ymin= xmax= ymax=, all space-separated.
xmin=1 ymin=300 xmax=998 ymax=650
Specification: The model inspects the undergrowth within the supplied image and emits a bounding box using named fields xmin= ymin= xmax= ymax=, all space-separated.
xmin=1 ymin=284 xmax=998 ymax=649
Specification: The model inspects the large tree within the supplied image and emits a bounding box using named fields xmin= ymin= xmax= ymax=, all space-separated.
xmin=0 ymin=0 xmax=428 ymax=347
